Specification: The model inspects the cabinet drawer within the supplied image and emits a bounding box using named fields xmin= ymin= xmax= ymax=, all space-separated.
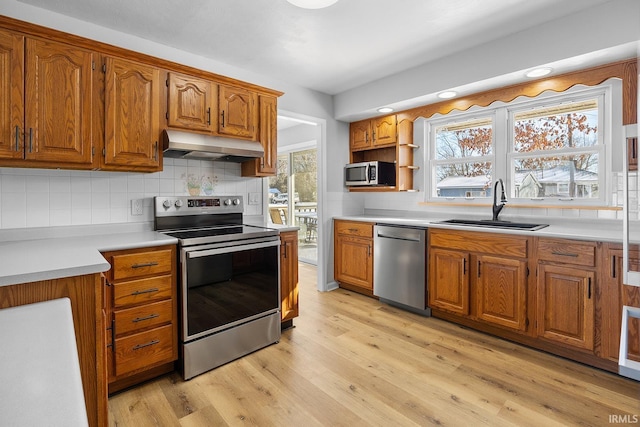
xmin=114 ymin=299 xmax=173 ymax=335
xmin=113 ymin=275 xmax=173 ymax=308
xmin=112 ymin=249 xmax=173 ymax=280
xmin=114 ymin=324 xmax=174 ymax=377
xmin=335 ymin=221 xmax=373 ymax=238
xmin=537 ymin=239 xmax=596 ymax=267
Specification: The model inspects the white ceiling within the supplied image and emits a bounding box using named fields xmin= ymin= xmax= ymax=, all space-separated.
xmin=15 ymin=0 xmax=616 ymax=96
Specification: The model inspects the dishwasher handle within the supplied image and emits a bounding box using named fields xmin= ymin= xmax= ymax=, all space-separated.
xmin=375 ymin=226 xmax=424 ymax=243
xmin=376 ymin=232 xmax=421 ymax=243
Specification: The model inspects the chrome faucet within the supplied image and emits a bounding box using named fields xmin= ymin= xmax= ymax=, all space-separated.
xmin=492 ymin=179 xmax=508 ymax=221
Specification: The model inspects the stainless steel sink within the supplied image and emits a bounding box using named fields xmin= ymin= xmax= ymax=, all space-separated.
xmin=436 ymin=219 xmax=549 ymax=231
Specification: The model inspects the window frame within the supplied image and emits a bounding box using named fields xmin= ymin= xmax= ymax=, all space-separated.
xmin=424 ymin=80 xmax=619 ymax=207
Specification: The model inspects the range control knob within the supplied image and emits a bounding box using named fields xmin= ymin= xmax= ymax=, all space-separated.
xmin=224 ymin=199 xmax=232 ymax=206
xmin=232 ymin=198 xmax=241 ymax=206
xmin=162 ymin=199 xmax=172 ymax=209
xmin=174 ymin=199 xmax=183 ymax=208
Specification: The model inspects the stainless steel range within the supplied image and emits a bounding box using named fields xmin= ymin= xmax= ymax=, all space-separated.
xmin=154 ymin=196 xmax=281 ymax=380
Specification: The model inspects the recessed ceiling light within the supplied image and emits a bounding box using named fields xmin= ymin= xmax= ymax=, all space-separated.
xmin=525 ymin=67 xmax=553 ymax=78
xmin=286 ymin=0 xmax=339 ymax=9
xmin=437 ymin=91 xmax=457 ymax=99
xmin=377 ymin=107 xmax=394 ymax=113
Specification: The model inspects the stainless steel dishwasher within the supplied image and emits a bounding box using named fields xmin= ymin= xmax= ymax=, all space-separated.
xmin=373 ymin=224 xmax=430 ymax=316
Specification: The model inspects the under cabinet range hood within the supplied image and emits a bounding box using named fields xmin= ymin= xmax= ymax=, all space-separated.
xmin=162 ymin=129 xmax=264 ymax=162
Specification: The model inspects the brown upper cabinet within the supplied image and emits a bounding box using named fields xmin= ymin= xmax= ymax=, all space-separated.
xmin=0 ymin=31 xmax=95 ymax=168
xmin=218 ymin=84 xmax=258 ymax=140
xmin=166 ymin=72 xmax=217 ymax=133
xmin=350 ymin=115 xmax=397 ymax=151
xmin=102 ymin=56 xmax=163 ymax=172
xmin=242 ymin=95 xmax=277 ymax=177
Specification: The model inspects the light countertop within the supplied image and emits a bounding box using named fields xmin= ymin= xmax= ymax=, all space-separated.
xmin=333 ymin=214 xmax=628 ymax=244
xmin=0 ymin=229 xmax=177 ymax=287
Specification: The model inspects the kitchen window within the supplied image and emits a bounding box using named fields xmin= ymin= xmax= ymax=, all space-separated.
xmin=429 ymin=116 xmax=495 ymax=200
xmin=425 ymin=81 xmax=618 ymax=206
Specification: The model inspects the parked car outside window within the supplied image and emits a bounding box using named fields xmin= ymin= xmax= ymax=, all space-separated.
xmin=273 ymin=192 xmax=300 ymax=204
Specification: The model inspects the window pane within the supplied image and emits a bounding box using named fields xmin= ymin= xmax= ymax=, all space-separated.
xmin=435 ymin=118 xmax=492 ymax=160
xmin=514 ymin=99 xmax=598 ymax=152
xmin=513 ymin=153 xmax=598 ymax=198
xmin=435 ymin=163 xmax=492 ymax=198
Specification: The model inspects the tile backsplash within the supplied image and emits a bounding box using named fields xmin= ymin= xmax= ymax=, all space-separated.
xmin=0 ymin=158 xmax=264 ymax=229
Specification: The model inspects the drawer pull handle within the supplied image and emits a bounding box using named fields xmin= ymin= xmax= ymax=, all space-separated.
xmin=551 ymin=251 xmax=579 ymax=257
xmin=131 ymin=287 xmax=159 ymax=296
xmin=133 ymin=339 xmax=160 ymax=350
xmin=348 ymin=228 xmax=358 ymax=232
xmin=132 ymin=313 xmax=160 ymax=323
xmin=131 ymin=261 xmax=159 ymax=269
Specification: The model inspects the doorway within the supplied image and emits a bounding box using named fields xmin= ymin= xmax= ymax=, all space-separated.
xmin=269 ymin=116 xmax=319 ymax=265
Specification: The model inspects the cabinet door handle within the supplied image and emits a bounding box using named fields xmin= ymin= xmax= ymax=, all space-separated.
xmin=207 ymin=107 xmax=211 ymax=125
xmin=221 ymin=110 xmax=225 ymax=127
xmin=153 ymin=141 xmax=158 ymax=161
xmin=133 ymin=313 xmax=160 ymax=323
xmin=28 ymin=128 xmax=33 ymax=153
xmin=588 ymin=277 xmax=592 ymax=299
xmin=132 ymin=261 xmax=159 ymax=269
xmin=372 ymin=130 xmax=376 ymax=142
xmin=131 ymin=287 xmax=159 ymax=296
xmin=367 ymin=245 xmax=371 ymax=257
xmin=133 ymin=339 xmax=160 ymax=350
xmin=463 ymin=258 xmax=467 ymax=275
xmin=612 ymin=255 xmax=617 ymax=279
xmin=283 ymin=243 xmax=287 ymax=259
xmin=477 ymin=260 xmax=481 ymax=277
xmin=551 ymin=251 xmax=578 ymax=257
xmin=14 ymin=126 xmax=19 ymax=151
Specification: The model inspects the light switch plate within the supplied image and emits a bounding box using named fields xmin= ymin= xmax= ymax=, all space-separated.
xmin=248 ymin=192 xmax=260 ymax=205
xmin=131 ymin=199 xmax=143 ymax=216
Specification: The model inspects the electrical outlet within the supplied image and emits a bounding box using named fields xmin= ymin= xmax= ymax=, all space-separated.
xmin=131 ymin=199 xmax=143 ymax=216
xmin=248 ymin=192 xmax=260 ymax=205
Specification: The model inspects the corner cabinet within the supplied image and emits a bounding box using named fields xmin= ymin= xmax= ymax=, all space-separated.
xmin=101 ymin=56 xmax=163 ymax=172
xmin=428 ymin=229 xmax=529 ymax=333
xmin=101 ymin=245 xmax=177 ymax=394
xmin=280 ymin=230 xmax=299 ymax=328
xmin=0 ymin=31 xmax=96 ymax=169
xmin=348 ymin=114 xmax=418 ymax=192
xmin=334 ymin=220 xmax=374 ymax=296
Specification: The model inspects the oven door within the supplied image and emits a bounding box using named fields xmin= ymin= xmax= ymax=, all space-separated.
xmin=180 ymin=237 xmax=280 ymax=342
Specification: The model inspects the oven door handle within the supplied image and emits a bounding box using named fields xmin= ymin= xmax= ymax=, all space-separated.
xmin=185 ymin=240 xmax=280 ymax=259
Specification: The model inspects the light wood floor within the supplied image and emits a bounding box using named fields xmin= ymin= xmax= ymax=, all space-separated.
xmin=109 ymin=263 xmax=640 ymax=426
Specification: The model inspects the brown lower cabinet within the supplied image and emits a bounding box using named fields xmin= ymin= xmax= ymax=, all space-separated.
xmin=280 ymin=230 xmax=299 ymax=327
xmin=0 ymin=274 xmax=107 ymax=427
xmin=428 ymin=229 xmax=640 ymax=373
xmin=334 ymin=220 xmax=374 ymax=296
xmin=101 ymin=245 xmax=178 ymax=394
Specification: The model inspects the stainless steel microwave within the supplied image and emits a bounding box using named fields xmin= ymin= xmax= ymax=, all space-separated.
xmin=344 ymin=161 xmax=396 ymax=187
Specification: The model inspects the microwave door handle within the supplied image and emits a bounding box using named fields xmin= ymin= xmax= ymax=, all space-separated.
xmin=366 ymin=164 xmax=371 ymax=183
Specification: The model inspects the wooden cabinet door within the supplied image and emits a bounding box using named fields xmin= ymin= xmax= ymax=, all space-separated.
xmin=475 ymin=254 xmax=527 ymax=331
xmin=537 ymin=264 xmax=594 ymax=350
xmin=429 ymin=248 xmax=470 ymax=315
xmin=349 ymin=119 xmax=371 ymax=151
xmin=24 ymin=38 xmax=94 ymax=166
xmin=371 ymin=115 xmax=396 ymax=147
xmin=280 ymin=231 xmax=299 ymax=322
xmin=602 ymin=248 xmax=640 ymax=362
xmin=0 ymin=29 xmax=24 ymax=160
xmin=104 ymin=56 xmax=161 ymax=171
xmin=167 ymin=72 xmax=216 ymax=132
xmin=334 ymin=234 xmax=373 ymax=291
xmin=218 ymin=84 xmax=257 ymax=139
xmin=242 ymin=95 xmax=277 ymax=177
